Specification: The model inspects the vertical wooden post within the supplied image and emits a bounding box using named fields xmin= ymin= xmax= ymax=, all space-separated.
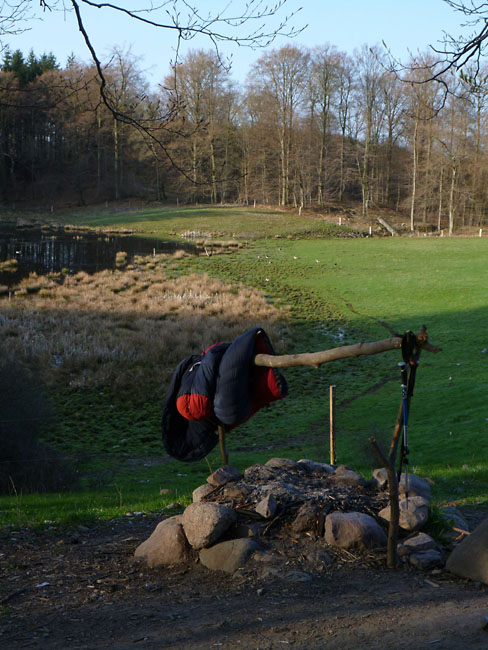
xmin=329 ymin=385 xmax=337 ymax=465
xmin=218 ymin=424 xmax=228 ymax=467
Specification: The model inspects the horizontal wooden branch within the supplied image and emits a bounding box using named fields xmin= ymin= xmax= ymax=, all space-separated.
xmin=254 ymin=327 xmax=441 ymax=369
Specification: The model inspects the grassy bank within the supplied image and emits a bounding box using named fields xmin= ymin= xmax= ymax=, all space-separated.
xmin=45 ymin=204 xmax=359 ymax=241
xmin=1 ymin=206 xmax=487 ymax=527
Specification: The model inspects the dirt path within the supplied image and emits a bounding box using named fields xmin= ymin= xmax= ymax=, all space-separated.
xmin=2 ymin=513 xmax=488 ymax=649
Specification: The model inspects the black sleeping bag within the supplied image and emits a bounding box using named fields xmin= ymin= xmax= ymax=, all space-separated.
xmin=161 ymin=353 xmax=220 ymax=462
xmin=161 ymin=327 xmax=288 ymax=462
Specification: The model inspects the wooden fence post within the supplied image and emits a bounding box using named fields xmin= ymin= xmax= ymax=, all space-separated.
xmin=329 ymin=385 xmax=337 ymax=465
xmin=218 ymin=425 xmax=228 ymax=467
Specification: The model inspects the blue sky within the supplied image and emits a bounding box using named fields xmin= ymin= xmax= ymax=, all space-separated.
xmin=2 ymin=0 xmax=472 ymax=87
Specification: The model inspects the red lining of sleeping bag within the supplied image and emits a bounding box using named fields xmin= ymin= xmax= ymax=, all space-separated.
xmin=203 ymin=342 xmax=223 ymax=354
xmin=176 ymin=393 xmax=214 ymax=421
xmin=249 ymin=333 xmax=284 ymax=415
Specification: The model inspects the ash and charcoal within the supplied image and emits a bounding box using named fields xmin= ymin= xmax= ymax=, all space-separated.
xmin=200 ymin=458 xmax=389 ymax=536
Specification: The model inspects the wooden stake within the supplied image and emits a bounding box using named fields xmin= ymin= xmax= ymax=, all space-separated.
xmin=329 ymin=385 xmax=337 ymax=465
xmin=218 ymin=424 xmax=228 ymax=467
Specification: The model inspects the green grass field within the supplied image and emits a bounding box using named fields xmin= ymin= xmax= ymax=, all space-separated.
xmin=1 ymin=205 xmax=487 ymax=527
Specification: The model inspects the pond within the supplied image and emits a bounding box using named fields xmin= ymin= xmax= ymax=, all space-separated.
xmin=0 ymin=222 xmax=196 ymax=286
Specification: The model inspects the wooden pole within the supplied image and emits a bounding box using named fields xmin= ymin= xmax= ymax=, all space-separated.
xmin=218 ymin=424 xmax=228 ymax=467
xmin=329 ymin=385 xmax=337 ymax=465
xmin=254 ymin=328 xmax=440 ymax=370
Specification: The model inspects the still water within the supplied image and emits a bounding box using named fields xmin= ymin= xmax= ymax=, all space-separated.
xmin=0 ymin=223 xmax=195 ymax=286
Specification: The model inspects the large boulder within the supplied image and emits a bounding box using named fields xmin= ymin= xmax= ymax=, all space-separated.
xmin=399 ymin=473 xmax=431 ymax=502
xmin=199 ymin=538 xmax=259 ymax=573
xmin=134 ymin=516 xmax=189 ymax=567
xmin=192 ymin=483 xmax=215 ymax=503
xmin=440 ymin=506 xmax=470 ymax=542
xmin=324 ymin=511 xmax=387 ymax=550
xmin=379 ymin=496 xmax=430 ymax=531
xmin=446 ymin=518 xmax=488 ymax=584
xmin=372 ymin=470 xmax=432 ymax=502
xmin=182 ymin=502 xmax=236 ymax=549
xmin=409 ymin=550 xmax=444 ymax=570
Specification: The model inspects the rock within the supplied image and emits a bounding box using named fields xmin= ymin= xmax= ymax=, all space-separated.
xmin=297 ymin=459 xmax=335 ymax=474
xmin=446 ymin=518 xmax=488 ymax=584
xmin=134 ymin=516 xmax=189 ymax=567
xmin=402 ymin=532 xmax=438 ymax=553
xmin=192 ymin=484 xmax=215 ymax=503
xmin=372 ymin=470 xmax=432 ymax=500
xmin=222 ymin=484 xmax=252 ymax=500
xmin=399 ymin=473 xmax=431 ymax=502
xmin=440 ymin=506 xmax=469 ymax=537
xmin=207 ymin=465 xmax=243 ymax=487
xmin=182 ymin=502 xmax=236 ymax=549
xmin=379 ymin=496 xmax=430 ymax=531
xmin=372 ymin=467 xmax=389 ymax=490
xmin=397 ymin=543 xmax=411 ymax=558
xmin=324 ymin=511 xmax=387 ymax=550
xmin=265 ymin=457 xmax=298 ymax=470
xmin=255 ymin=493 xmax=277 ymax=519
xmin=332 ymin=465 xmax=367 ymax=487
xmin=199 ymin=538 xmax=259 ymax=573
xmin=291 ymin=501 xmax=323 ymax=534
xmin=409 ymin=549 xmax=444 ymax=569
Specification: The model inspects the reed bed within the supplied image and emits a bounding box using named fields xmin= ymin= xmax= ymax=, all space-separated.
xmin=0 ymin=255 xmax=287 ymax=392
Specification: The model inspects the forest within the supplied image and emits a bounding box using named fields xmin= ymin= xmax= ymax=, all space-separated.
xmin=1 ymin=42 xmax=488 ymax=233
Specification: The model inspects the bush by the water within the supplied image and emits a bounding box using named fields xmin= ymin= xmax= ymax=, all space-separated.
xmin=0 ymin=358 xmax=78 ymax=494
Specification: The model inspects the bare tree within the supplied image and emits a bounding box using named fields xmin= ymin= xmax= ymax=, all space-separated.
xmin=1 ymin=1 xmax=303 ymax=185
xmin=308 ymin=45 xmax=341 ymax=206
xmin=0 ymin=1 xmax=33 ymax=44
xmin=248 ymin=45 xmax=309 ymax=206
xmin=164 ymin=49 xmax=236 ymax=202
xmin=355 ymin=45 xmax=386 ymax=220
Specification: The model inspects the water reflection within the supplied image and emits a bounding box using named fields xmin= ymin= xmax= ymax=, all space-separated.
xmin=0 ymin=223 xmax=195 ymax=286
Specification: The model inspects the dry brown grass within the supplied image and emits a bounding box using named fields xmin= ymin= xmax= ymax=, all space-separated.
xmin=0 ymin=257 xmax=288 ymax=392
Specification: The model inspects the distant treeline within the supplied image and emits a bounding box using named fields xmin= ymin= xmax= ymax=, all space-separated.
xmin=1 ymin=44 xmax=487 ymax=232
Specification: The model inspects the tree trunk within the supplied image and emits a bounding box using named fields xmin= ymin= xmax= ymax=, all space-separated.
xmin=113 ymin=117 xmax=120 ymax=201
xmin=410 ymin=113 xmax=419 ymax=232
xmin=448 ymin=162 xmax=456 ymax=236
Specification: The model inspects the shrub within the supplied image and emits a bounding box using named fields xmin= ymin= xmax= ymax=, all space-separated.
xmin=0 ymin=356 xmax=78 ymax=494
